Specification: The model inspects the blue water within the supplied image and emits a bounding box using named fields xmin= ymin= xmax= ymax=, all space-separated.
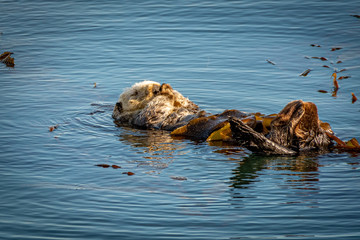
xmin=1 ymin=1 xmax=360 ymax=239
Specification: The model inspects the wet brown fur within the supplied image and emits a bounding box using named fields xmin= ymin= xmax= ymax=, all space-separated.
xmin=267 ymin=100 xmax=331 ymax=151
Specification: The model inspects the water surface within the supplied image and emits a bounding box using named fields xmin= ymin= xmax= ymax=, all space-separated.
xmin=1 ymin=1 xmax=360 ymax=239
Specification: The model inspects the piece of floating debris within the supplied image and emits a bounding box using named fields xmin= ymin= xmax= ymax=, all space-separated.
xmin=318 ymin=90 xmax=328 ymax=93
xmin=95 ymin=164 xmax=121 ymax=169
xmin=310 ymin=44 xmax=321 ymax=47
xmin=299 ymin=69 xmax=311 ymax=76
xmin=96 ymin=164 xmax=110 ymax=168
xmin=171 ymin=176 xmax=187 ymax=181
xmin=93 ymin=82 xmax=97 ymax=88
xmin=122 ymin=171 xmax=135 ymax=176
xmin=49 ymin=125 xmax=59 ymax=132
xmin=350 ymin=15 xmax=360 ymax=19
xmin=331 ymin=47 xmax=342 ymax=51
xmin=332 ymin=89 xmax=338 ymax=97
xmin=0 ymin=51 xmax=15 ymax=67
xmin=0 ymin=52 xmax=12 ymax=61
xmin=312 ymin=56 xmax=328 ymax=61
xmin=338 ymin=76 xmax=351 ymax=80
xmin=352 ymin=92 xmax=358 ymax=103
xmin=266 ymin=59 xmax=276 ymax=65
xmin=332 ymin=73 xmax=339 ymax=90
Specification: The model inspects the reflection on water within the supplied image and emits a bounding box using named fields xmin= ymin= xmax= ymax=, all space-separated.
xmin=230 ymin=154 xmax=319 ymax=188
xmin=117 ymin=126 xmax=322 ymax=202
xmin=117 ymin=127 xmax=187 ymax=173
xmin=229 ymin=154 xmax=321 ymax=207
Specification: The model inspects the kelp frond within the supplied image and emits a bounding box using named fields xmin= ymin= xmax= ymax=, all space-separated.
xmin=0 ymin=51 xmax=15 ymax=67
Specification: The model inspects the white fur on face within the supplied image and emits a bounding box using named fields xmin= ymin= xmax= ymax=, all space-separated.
xmin=117 ymin=81 xmax=161 ymax=112
xmin=113 ymin=80 xmax=201 ymax=129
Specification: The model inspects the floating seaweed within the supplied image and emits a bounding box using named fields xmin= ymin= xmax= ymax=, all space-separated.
xmin=96 ymin=164 xmax=110 ymax=168
xmin=331 ymin=47 xmax=342 ymax=51
xmin=0 ymin=51 xmax=15 ymax=67
xmin=332 ymin=88 xmax=338 ymax=97
xmin=333 ymin=136 xmax=360 ymax=152
xmin=331 ymin=73 xmax=339 ymax=97
xmin=324 ymin=133 xmax=360 ymax=152
xmin=206 ymin=123 xmax=232 ymax=141
xmin=350 ymin=15 xmax=360 ymax=19
xmin=171 ymin=176 xmax=187 ymax=181
xmin=318 ymin=90 xmax=328 ymax=93
xmin=122 ymin=172 xmax=135 ymax=175
xmin=326 ymin=132 xmax=345 ymax=146
xmin=332 ymin=73 xmax=339 ymax=90
xmin=338 ymin=76 xmax=351 ymax=80
xmin=312 ymin=56 xmax=328 ymax=61
xmin=322 ymin=65 xmax=330 ymax=68
xmin=95 ymin=164 xmax=122 ymax=169
xmin=49 ymin=125 xmax=59 ymax=132
xmin=310 ymin=44 xmax=321 ymax=47
xmin=352 ymin=92 xmax=358 ymax=103
xmin=299 ymin=69 xmax=311 ymax=76
xmin=0 ymin=52 xmax=12 ymax=61
xmin=346 ymin=138 xmax=360 ymax=148
xmin=266 ymin=59 xmax=276 ymax=65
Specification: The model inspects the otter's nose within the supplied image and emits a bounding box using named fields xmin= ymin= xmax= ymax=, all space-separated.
xmin=115 ymin=102 xmax=123 ymax=112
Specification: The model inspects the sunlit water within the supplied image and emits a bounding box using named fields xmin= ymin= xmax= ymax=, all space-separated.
xmin=1 ymin=1 xmax=360 ymax=239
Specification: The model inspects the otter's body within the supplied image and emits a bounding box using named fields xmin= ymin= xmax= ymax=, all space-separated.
xmin=113 ymin=81 xmax=334 ymax=154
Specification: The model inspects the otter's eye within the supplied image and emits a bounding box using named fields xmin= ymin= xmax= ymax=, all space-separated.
xmin=153 ymin=85 xmax=160 ymax=95
xmin=131 ymin=90 xmax=138 ymax=97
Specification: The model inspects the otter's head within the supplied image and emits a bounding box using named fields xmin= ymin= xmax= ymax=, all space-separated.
xmin=112 ymin=81 xmax=161 ymax=121
xmin=113 ymin=81 xmax=201 ymax=128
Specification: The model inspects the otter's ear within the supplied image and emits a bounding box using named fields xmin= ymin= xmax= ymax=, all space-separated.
xmin=160 ymin=83 xmax=173 ymax=94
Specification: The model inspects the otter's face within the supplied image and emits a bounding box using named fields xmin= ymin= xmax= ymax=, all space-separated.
xmin=113 ymin=81 xmax=200 ymax=129
xmin=113 ymin=81 xmax=161 ymax=119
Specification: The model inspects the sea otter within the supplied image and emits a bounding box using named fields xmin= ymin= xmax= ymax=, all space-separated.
xmin=112 ymin=81 xmax=205 ymax=130
xmin=113 ymin=81 xmax=335 ymax=154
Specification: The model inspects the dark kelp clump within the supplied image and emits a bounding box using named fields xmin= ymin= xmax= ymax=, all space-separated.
xmin=0 ymin=51 xmax=15 ymax=67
